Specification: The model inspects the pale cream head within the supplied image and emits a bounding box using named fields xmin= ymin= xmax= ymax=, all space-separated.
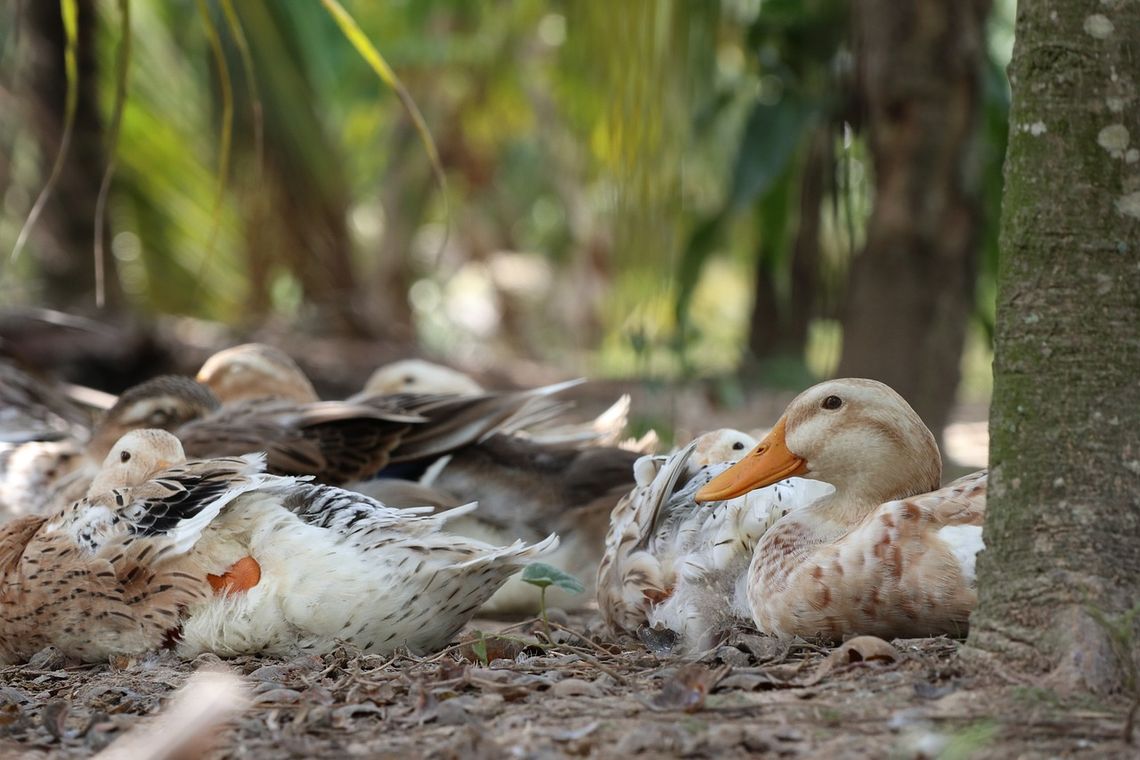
xmin=197 ymin=343 xmax=319 ymax=404
xmin=780 ymin=379 xmax=941 ymax=502
xmin=696 ymin=378 xmax=941 ymax=507
xmin=690 ymin=428 xmax=758 ymax=469
xmin=89 ymin=429 xmax=187 ymax=494
xmin=364 ymin=359 xmax=484 ymax=396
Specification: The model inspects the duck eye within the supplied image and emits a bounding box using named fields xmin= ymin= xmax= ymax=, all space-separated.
xmin=120 ymin=450 xmax=132 ymax=463
xmin=821 ymin=395 xmax=843 ymax=410
xmin=403 ymin=375 xmax=416 ymax=384
xmin=732 ymin=441 xmax=745 ymax=450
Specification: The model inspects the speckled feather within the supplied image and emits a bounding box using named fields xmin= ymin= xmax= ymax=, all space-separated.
xmin=747 ymin=470 xmax=986 ymax=640
xmin=597 ymin=432 xmax=831 ymax=649
xmin=0 ymin=453 xmax=269 ymax=664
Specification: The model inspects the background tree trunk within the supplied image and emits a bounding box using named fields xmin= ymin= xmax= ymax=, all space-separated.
xmin=967 ymin=0 xmax=1140 ymax=693
xmin=837 ymin=0 xmax=989 ymax=441
xmin=370 ymin=119 xmax=426 ymax=340
xmin=234 ymin=0 xmax=370 ymax=338
xmin=25 ymin=0 xmax=120 ymax=312
xmin=747 ymin=129 xmax=827 ymax=365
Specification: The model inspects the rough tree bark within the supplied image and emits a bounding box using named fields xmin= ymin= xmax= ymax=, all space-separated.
xmin=837 ymin=0 xmax=989 ymax=439
xmin=24 ymin=0 xmax=120 ymax=311
xmin=967 ymin=0 xmax=1140 ymax=692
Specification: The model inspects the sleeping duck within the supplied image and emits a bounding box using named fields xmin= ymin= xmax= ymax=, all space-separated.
xmin=694 ymin=378 xmax=987 ymax=641
xmin=0 ymin=429 xmax=557 ymax=663
xmin=598 ymin=429 xmax=831 ymax=650
xmin=196 ymin=344 xmax=645 ymax=614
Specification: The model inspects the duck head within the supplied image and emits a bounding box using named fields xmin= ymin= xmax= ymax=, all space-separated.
xmin=364 ymin=359 xmax=484 ymax=396
xmin=89 ymin=429 xmax=187 ymax=494
xmin=197 ymin=343 xmax=319 ymax=404
xmin=689 ymin=428 xmax=758 ymax=471
xmin=87 ymin=376 xmax=219 ymax=461
xmin=695 ymin=379 xmax=941 ymax=509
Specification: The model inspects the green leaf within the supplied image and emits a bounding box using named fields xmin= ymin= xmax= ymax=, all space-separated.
xmin=521 ymin=563 xmax=585 ymax=594
xmin=319 ymin=0 xmax=447 ymax=207
xmin=470 ymin=631 xmax=488 ymax=666
xmin=93 ymin=0 xmax=131 ymax=308
xmin=674 ymin=210 xmax=726 ymax=330
xmin=196 ymin=0 xmax=233 ymax=280
xmin=730 ymin=96 xmax=815 ymax=209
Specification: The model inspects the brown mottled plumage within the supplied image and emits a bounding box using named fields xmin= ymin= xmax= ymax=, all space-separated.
xmin=0 ymin=429 xmax=558 ymax=662
xmin=0 ymin=431 xmax=263 ymax=664
xmin=695 ymin=379 xmax=987 ymax=641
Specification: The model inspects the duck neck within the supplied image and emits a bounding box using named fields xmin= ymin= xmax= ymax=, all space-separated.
xmin=806 ymin=475 xmax=923 ymax=528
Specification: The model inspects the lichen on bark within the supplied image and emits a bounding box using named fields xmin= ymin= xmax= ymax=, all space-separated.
xmin=967 ymin=0 xmax=1140 ymax=692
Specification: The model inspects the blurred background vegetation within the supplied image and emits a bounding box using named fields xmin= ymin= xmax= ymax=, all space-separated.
xmin=0 ymin=0 xmax=1015 ymax=451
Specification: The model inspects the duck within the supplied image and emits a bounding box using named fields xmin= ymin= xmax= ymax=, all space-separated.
xmin=196 ymin=343 xmax=320 ymax=404
xmin=597 ymin=429 xmax=832 ymax=650
xmin=193 ymin=344 xmax=646 ymax=614
xmin=193 ymin=342 xmax=591 ymax=471
xmin=694 ymin=378 xmax=987 ymax=641
xmin=0 ymin=429 xmax=558 ymax=664
xmin=4 ymin=374 xmax=422 ymax=518
xmin=364 ymin=358 xmax=486 ymax=397
xmin=360 ymin=356 xmax=644 ymax=449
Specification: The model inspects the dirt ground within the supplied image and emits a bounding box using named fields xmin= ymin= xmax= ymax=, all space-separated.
xmin=0 ymin=609 xmax=1132 ymax=759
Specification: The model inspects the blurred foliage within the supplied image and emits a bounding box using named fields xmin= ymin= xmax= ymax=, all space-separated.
xmin=0 ymin=0 xmax=1012 ymax=395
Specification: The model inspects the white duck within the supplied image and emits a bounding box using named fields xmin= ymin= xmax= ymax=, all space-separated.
xmin=597 ymin=429 xmax=832 ymax=650
xmin=695 ymin=378 xmax=986 ymax=641
xmin=0 ymin=430 xmax=557 ymax=664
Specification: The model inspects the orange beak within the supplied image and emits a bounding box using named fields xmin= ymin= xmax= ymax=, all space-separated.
xmin=694 ymin=416 xmax=807 ymax=502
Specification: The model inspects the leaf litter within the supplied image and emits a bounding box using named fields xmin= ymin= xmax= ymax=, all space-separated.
xmin=0 ymin=612 xmax=1133 ymax=758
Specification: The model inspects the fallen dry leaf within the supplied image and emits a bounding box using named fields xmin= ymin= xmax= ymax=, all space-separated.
xmin=805 ymin=636 xmax=901 ymax=685
xmin=641 ymin=664 xmax=731 ymax=713
xmin=40 ymin=700 xmax=70 ymax=741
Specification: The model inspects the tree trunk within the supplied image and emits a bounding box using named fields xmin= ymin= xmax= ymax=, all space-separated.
xmin=837 ymin=0 xmax=989 ymax=440
xmin=370 ymin=119 xmax=430 ymax=339
xmin=967 ymin=0 xmax=1140 ymax=693
xmin=747 ymin=129 xmax=827 ymax=364
xmin=24 ymin=0 xmax=120 ymax=311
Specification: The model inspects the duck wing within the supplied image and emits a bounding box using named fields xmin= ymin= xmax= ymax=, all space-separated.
xmin=353 ymin=380 xmax=583 ymax=464
xmin=751 ymin=469 xmax=987 ymax=641
xmin=596 ymin=442 xmax=697 ymax=634
xmin=177 ymin=400 xmax=419 ymax=485
xmin=0 ymin=359 xmax=93 ymax=444
xmin=428 ymin=435 xmax=639 ymax=531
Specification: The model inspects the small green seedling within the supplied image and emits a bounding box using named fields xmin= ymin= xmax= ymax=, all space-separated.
xmin=521 ymin=563 xmax=585 ymax=637
xmin=470 ymin=630 xmax=489 ymax=666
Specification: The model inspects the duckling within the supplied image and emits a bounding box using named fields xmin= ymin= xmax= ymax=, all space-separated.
xmin=694 ymin=378 xmax=987 ymax=641
xmin=0 ymin=430 xmax=558 ymax=663
xmin=598 ymin=430 xmax=831 ymax=649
